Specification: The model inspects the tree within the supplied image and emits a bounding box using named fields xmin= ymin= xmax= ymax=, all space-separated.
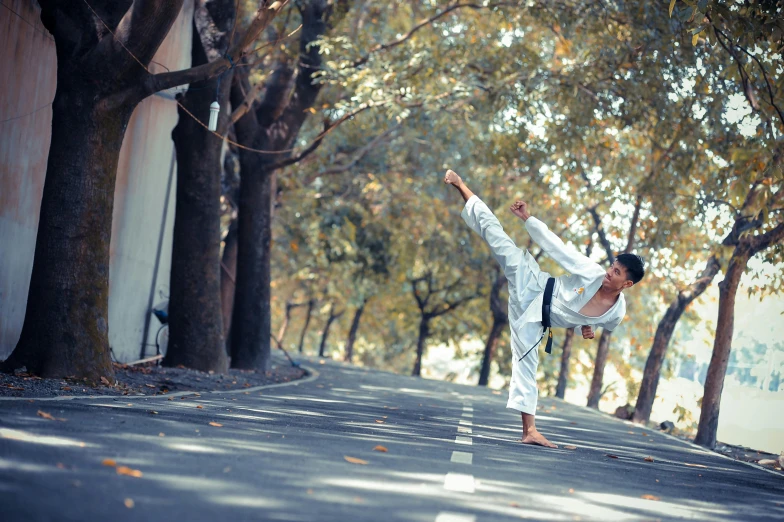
xmin=478 ymin=268 xmax=507 ymax=386
xmin=318 ymin=302 xmax=344 ymax=357
xmin=554 ymin=328 xmax=575 ymax=399
xmin=410 ymin=272 xmax=480 ymax=377
xmin=228 ymin=0 xmax=345 ymax=371
xmin=165 ymin=0 xmax=237 ymax=372
xmin=695 ymin=151 xmax=784 ymax=448
xmin=1 ymin=0 xmax=285 ymax=381
xmin=632 ymin=255 xmax=721 ymax=423
xmin=345 ymin=298 xmax=368 ymax=363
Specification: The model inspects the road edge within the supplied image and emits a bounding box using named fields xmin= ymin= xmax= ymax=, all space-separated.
xmin=575 ymin=400 xmax=783 ymax=479
xmin=0 ymin=364 xmax=319 ymax=402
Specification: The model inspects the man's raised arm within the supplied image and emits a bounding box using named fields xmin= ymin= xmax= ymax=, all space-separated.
xmin=511 ymin=201 xmax=603 ymax=279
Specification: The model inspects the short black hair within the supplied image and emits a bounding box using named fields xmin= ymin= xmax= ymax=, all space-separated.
xmin=616 ymin=253 xmax=645 ymax=284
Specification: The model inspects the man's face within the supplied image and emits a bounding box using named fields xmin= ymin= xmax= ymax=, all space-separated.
xmin=603 ymin=261 xmax=633 ymax=292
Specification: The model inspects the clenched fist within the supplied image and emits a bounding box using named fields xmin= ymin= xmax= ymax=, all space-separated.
xmin=581 ymin=325 xmax=595 ymax=339
xmin=509 ymin=200 xmax=531 ymax=221
xmin=444 ymin=169 xmax=462 ymax=186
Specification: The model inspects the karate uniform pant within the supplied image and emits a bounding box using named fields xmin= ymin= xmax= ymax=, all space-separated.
xmin=462 ymin=196 xmax=550 ymax=416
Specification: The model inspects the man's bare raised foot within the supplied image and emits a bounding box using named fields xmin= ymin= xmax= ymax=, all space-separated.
xmin=519 ymin=429 xmax=558 ymax=448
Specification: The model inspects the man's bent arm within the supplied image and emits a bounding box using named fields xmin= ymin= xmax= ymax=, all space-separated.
xmin=523 ymin=215 xmax=603 ymax=279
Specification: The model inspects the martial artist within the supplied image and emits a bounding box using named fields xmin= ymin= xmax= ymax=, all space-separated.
xmin=444 ymin=169 xmax=645 ymax=448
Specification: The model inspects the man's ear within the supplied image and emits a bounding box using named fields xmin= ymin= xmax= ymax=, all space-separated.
xmin=623 ymin=280 xmax=634 ymax=290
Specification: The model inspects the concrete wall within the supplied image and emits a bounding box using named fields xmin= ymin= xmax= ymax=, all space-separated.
xmin=0 ymin=0 xmax=194 ymax=362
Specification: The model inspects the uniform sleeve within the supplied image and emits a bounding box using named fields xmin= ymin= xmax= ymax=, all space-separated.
xmin=525 ymin=217 xmax=605 ymax=279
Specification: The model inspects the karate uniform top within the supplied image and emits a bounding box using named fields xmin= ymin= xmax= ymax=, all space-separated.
xmin=461 ymin=195 xmax=625 ymax=355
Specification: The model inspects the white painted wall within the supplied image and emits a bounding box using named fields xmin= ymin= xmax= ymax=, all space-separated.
xmin=0 ymin=0 xmax=194 ymax=363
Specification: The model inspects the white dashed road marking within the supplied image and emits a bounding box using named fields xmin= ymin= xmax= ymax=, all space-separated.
xmin=458 ymin=426 xmax=472 ymax=434
xmin=444 ymin=472 xmax=476 ymax=493
xmin=450 ymin=451 xmax=473 ymax=465
xmin=455 ymin=436 xmax=472 ymax=445
xmin=435 ymin=513 xmax=476 ymax=522
xmin=459 ymin=420 xmax=472 ymax=426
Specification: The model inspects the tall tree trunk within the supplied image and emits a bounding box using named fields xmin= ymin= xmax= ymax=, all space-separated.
xmin=479 ymin=271 xmax=507 ymax=386
xmin=228 ymin=0 xmax=334 ymax=369
xmin=412 ymin=317 xmax=430 ymax=377
xmin=318 ymin=304 xmax=343 ymax=357
xmin=633 ymin=256 xmax=720 ymax=424
xmin=586 ymin=329 xmax=612 ymax=408
xmin=220 ymin=221 xmax=238 ymax=350
xmin=229 ymin=166 xmax=273 ymax=369
xmin=344 ymin=300 xmax=366 ymax=362
xmin=3 ymin=85 xmax=133 ymax=382
xmin=0 ymin=0 xmax=285 ymax=381
xmin=695 ymin=249 xmax=750 ymax=448
xmin=297 ymin=299 xmax=316 ymax=354
xmin=555 ymin=328 xmax=575 ymax=399
xmin=165 ymin=4 xmax=235 ymax=372
xmin=478 ymin=319 xmax=505 ymax=386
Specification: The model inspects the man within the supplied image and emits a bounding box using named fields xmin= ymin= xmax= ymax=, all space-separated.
xmin=444 ymin=169 xmax=644 ymax=448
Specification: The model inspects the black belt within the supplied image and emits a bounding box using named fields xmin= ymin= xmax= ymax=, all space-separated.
xmin=517 ymin=277 xmax=556 ymax=361
xmin=542 ymin=277 xmax=555 ymax=354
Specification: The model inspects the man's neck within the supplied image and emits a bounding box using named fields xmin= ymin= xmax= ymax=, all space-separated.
xmin=596 ymin=285 xmax=622 ymax=302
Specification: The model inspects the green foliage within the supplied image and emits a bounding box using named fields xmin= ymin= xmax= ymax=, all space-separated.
xmin=257 ymin=0 xmax=783 ymax=392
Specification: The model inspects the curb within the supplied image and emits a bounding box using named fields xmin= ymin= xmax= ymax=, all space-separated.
xmin=0 ymin=364 xmax=319 ymax=402
xmin=575 ymin=400 xmax=784 ymax=479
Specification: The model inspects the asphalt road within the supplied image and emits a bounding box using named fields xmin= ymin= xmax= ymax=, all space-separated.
xmin=1 ymin=357 xmax=782 ymax=521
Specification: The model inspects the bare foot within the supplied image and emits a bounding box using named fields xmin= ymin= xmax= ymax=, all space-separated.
xmin=519 ymin=430 xmax=558 ymax=448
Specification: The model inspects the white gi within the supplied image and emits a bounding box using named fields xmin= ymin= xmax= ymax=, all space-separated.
xmin=462 ymin=195 xmax=626 ymax=415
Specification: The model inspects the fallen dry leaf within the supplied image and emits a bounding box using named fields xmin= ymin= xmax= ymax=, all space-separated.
xmin=373 ymin=445 xmax=388 ymax=453
xmin=564 ymin=445 xmax=577 ymax=450
xmin=641 ymin=494 xmax=660 ymax=501
xmin=509 ymin=502 xmax=520 ymax=507
xmin=145 ymin=384 xmax=156 ymax=388
xmin=196 ymin=405 xmax=204 ymax=409
xmin=605 ymin=454 xmax=619 ymax=459
xmin=124 ymin=498 xmax=135 ymax=509
xmin=61 ymin=386 xmax=72 ymax=391
xmin=209 ymin=422 xmax=223 ymax=427
xmin=644 ymin=456 xmax=655 ymax=462
xmin=100 ymin=376 xmax=111 ymax=386
xmin=37 ymin=410 xmax=64 ymax=421
xmin=116 ymin=466 xmax=143 ymax=478
xmin=375 ymin=420 xmax=384 ymax=424
xmin=568 ymin=488 xmax=575 ymax=494
xmin=102 ymin=459 xmax=117 ymax=467
xmin=344 ymin=456 xmax=368 ymax=465
xmin=158 ymin=433 xmax=165 ymax=437
xmin=684 ymin=463 xmax=707 ymax=469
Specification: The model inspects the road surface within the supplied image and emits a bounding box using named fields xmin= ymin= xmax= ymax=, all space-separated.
xmin=1 ymin=357 xmax=782 ymax=521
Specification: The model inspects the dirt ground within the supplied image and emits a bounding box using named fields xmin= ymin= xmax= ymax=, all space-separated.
xmin=0 ymin=359 xmax=306 ymax=398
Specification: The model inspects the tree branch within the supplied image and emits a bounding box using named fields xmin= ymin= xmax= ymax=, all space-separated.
xmin=352 ymin=2 xmax=519 ymax=67
xmin=314 ymin=124 xmax=400 ymax=178
xmin=141 ymin=0 xmax=289 ymax=96
xmin=748 ymin=221 xmax=784 ymax=255
xmin=588 ymin=206 xmax=615 ymax=264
